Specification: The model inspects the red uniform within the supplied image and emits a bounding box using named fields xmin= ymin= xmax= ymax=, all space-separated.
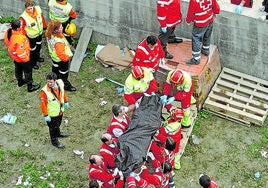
xmin=132 ymin=38 xmax=165 ymax=71
xmin=141 ymin=166 xmax=170 ymax=188
xmin=88 ymin=162 xmax=115 ymax=188
xmin=210 ymin=180 xmax=218 ymax=188
xmin=186 ymin=0 xmax=220 ymax=27
xmin=99 ymin=141 xmax=120 ymax=169
xmin=150 ymin=140 xmax=175 ymax=169
xmin=107 ymin=115 xmax=130 ymax=138
xmin=231 ymin=0 xmax=252 ymax=8
xmin=157 ymin=0 xmax=182 ymax=28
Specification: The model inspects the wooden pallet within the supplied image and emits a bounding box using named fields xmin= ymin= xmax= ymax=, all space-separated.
xmin=70 ymin=27 xmax=93 ymax=72
xmin=203 ymin=67 xmax=268 ymax=126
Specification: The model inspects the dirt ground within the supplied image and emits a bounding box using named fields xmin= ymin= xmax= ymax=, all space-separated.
xmin=0 ymin=40 xmax=267 ymax=188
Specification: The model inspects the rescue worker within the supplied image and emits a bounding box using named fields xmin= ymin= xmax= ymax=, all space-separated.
xmin=160 ymin=69 xmax=193 ymax=128
xmin=4 ymin=19 xmax=40 ymax=92
xmin=132 ymin=35 xmax=165 ymax=73
xmin=185 ymin=0 xmax=220 ymax=64
xmin=99 ymin=133 xmax=120 ymax=169
xmin=157 ymin=0 xmax=183 ymax=59
xmin=89 ymin=174 xmax=124 ymax=188
xmin=199 ymin=174 xmax=218 ymax=188
xmin=48 ymin=0 xmax=77 ymax=44
xmin=20 ymin=0 xmax=47 ymax=70
xmin=88 ymin=154 xmax=122 ymax=188
xmin=107 ymin=104 xmax=131 ymax=138
xmin=154 ymin=108 xmax=184 ymax=170
xmin=45 ymin=20 xmax=76 ymax=91
xmin=260 ymin=0 xmax=268 ymax=20
xmin=40 ymin=72 xmax=69 ymax=148
xmin=124 ymin=66 xmax=157 ymax=107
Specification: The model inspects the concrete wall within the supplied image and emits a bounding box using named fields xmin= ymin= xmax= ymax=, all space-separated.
xmin=1 ymin=0 xmax=268 ymax=80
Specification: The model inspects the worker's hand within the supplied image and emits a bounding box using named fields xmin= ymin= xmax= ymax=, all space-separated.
xmin=167 ymin=97 xmax=175 ymax=104
xmin=151 ymin=92 xmax=156 ymax=96
xmin=259 ymin=5 xmax=265 ymax=11
xmin=119 ymin=171 xmax=124 ymax=180
xmin=160 ymin=95 xmax=167 ymax=105
xmin=147 ymin=152 xmax=155 ymax=160
xmin=64 ymin=102 xmax=69 ymax=109
xmin=148 ymin=68 xmax=155 ymax=73
xmin=129 ymin=172 xmax=135 ymax=177
xmin=112 ymin=168 xmax=119 ymax=177
xmin=235 ymin=4 xmax=243 ymax=14
xmin=161 ymin=27 xmax=167 ymax=33
xmin=135 ymin=102 xmax=139 ymax=109
xmin=44 ymin=116 xmax=51 ymax=122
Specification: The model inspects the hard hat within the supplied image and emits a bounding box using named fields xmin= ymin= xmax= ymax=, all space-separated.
xmin=170 ymin=70 xmax=184 ymax=84
xmin=65 ymin=22 xmax=76 ymax=37
xmin=171 ymin=108 xmax=184 ymax=121
xmin=132 ymin=66 xmax=144 ymax=80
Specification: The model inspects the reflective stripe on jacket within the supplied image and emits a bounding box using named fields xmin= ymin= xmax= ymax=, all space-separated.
xmin=41 ymin=79 xmax=65 ymax=117
xmin=21 ymin=6 xmax=44 ymax=38
xmin=4 ymin=30 xmax=30 ymax=63
xmin=48 ymin=0 xmax=72 ymax=23
xmin=47 ymin=35 xmax=73 ymax=62
xmin=124 ymin=67 xmax=154 ymax=94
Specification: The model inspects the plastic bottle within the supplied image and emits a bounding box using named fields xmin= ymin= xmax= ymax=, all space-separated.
xmin=192 ymin=134 xmax=200 ymax=145
xmin=121 ymin=48 xmax=125 ymax=57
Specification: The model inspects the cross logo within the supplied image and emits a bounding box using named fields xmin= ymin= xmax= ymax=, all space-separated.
xmin=199 ymin=0 xmax=212 ymax=10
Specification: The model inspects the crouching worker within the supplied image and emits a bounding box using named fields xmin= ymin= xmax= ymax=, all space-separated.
xmin=40 ymin=72 xmax=69 ymax=148
xmin=160 ymin=69 xmax=194 ymax=128
xmin=124 ymin=66 xmax=157 ymax=109
xmin=88 ymin=154 xmax=123 ymax=188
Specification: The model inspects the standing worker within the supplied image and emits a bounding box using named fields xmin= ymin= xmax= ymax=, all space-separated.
xmin=45 ymin=20 xmax=76 ymax=91
xmin=157 ymin=0 xmax=183 ymax=59
xmin=185 ymin=0 xmax=220 ymax=65
xmin=160 ymin=69 xmax=193 ymax=128
xmin=40 ymin=72 xmax=69 ymax=148
xmin=20 ymin=0 xmax=47 ymax=70
xmin=132 ymin=35 xmax=165 ymax=73
xmin=4 ymin=20 xmax=40 ymax=92
xmin=48 ymin=0 xmax=77 ymax=45
xmin=124 ymin=66 xmax=157 ymax=107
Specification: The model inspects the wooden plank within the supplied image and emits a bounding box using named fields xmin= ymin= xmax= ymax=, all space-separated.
xmin=70 ymin=27 xmax=93 ymax=72
xmin=208 ymin=93 xmax=266 ymax=116
xmin=216 ymin=79 xmax=268 ymax=102
xmin=211 ymin=87 xmax=268 ymax=109
xmin=220 ymin=73 xmax=268 ymax=94
xmin=223 ymin=67 xmax=268 ymax=86
xmin=204 ymin=99 xmax=264 ymax=125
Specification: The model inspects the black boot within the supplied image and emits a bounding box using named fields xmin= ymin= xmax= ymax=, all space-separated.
xmin=64 ymin=81 xmax=76 ymax=92
xmin=27 ymin=83 xmax=40 ymax=92
xmin=165 ymin=52 xmax=174 ymax=59
xmin=168 ymin=37 xmax=183 ymax=44
xmin=52 ymin=140 xmax=65 ymax=148
xmin=18 ymin=80 xmax=26 ymax=87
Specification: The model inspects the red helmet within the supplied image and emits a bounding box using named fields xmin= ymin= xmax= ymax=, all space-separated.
xmin=171 ymin=108 xmax=184 ymax=121
xmin=132 ymin=66 xmax=144 ymax=80
xmin=170 ymin=70 xmax=184 ymax=84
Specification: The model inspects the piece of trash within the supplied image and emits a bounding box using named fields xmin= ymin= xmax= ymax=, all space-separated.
xmin=64 ymin=119 xmax=69 ymax=126
xmin=0 ymin=113 xmax=17 ymax=125
xmin=24 ymin=143 xmax=30 ymax=147
xmin=192 ymin=135 xmax=200 ymax=145
xmin=121 ymin=48 xmax=125 ymax=57
xmin=99 ymin=101 xmax=107 ymax=106
xmin=254 ymin=171 xmax=261 ymax=179
xmin=260 ymin=150 xmax=267 ymax=158
xmin=49 ymin=183 xmax=55 ymax=188
xmin=95 ymin=77 xmax=105 ymax=83
xmin=73 ymin=149 xmax=84 ymax=159
xmin=16 ymin=175 xmax=23 ymax=185
xmin=116 ymin=87 xmax=124 ymax=93
xmin=40 ymin=176 xmax=47 ymax=180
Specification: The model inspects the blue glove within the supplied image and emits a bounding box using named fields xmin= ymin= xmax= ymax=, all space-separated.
xmin=160 ymin=95 xmax=167 ymax=104
xmin=116 ymin=87 xmax=124 ymax=93
xmin=64 ymin=102 xmax=69 ymax=109
xmin=167 ymin=97 xmax=175 ymax=104
xmin=135 ymin=102 xmax=139 ymax=109
xmin=44 ymin=116 xmax=51 ymax=122
xmin=161 ymin=27 xmax=167 ymax=33
xmin=235 ymin=5 xmax=243 ymax=14
xmin=129 ymin=172 xmax=135 ymax=177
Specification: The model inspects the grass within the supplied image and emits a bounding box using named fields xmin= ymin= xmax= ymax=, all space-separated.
xmin=0 ymin=38 xmax=267 ymax=187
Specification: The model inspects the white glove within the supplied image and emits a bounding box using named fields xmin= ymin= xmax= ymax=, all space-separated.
xmin=260 ymin=15 xmax=266 ymax=21
xmin=147 ymin=152 xmax=155 ymax=160
xmin=112 ymin=168 xmax=119 ymax=177
xmin=260 ymin=5 xmax=265 ymax=12
xmin=148 ymin=68 xmax=155 ymax=73
xmin=118 ymin=171 xmax=124 ymax=180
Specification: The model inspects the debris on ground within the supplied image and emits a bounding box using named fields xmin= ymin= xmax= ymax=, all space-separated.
xmin=0 ymin=113 xmax=17 ymax=125
xmin=73 ymin=149 xmax=84 ymax=159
